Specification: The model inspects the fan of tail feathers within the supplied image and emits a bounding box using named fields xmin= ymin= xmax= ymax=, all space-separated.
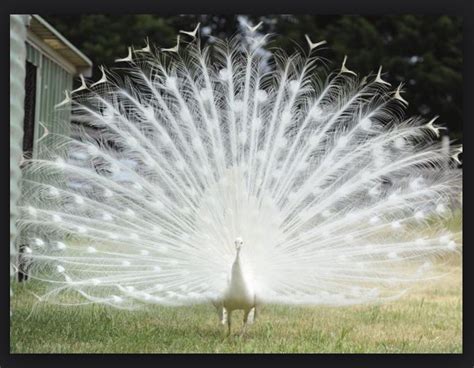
xmin=17 ymin=27 xmax=462 ymax=310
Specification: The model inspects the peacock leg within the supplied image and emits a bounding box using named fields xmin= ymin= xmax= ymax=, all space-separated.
xmin=221 ymin=307 xmax=228 ymax=325
xmin=226 ymin=310 xmax=232 ymax=336
xmin=241 ymin=309 xmax=251 ymax=336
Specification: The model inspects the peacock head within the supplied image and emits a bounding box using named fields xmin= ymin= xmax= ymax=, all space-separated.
xmin=234 ymin=237 xmax=244 ymax=251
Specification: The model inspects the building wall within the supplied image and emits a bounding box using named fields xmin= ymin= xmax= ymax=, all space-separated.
xmin=26 ymin=42 xmax=73 ymax=159
xmin=15 ymin=40 xmax=76 ymax=281
xmin=10 ymin=15 xmax=30 ymax=282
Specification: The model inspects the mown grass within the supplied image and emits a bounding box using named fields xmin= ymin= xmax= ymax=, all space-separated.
xmin=10 ymin=259 xmax=461 ymax=353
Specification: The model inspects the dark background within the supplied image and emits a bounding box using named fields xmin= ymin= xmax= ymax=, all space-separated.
xmin=2 ymin=1 xmax=472 ymax=367
xmin=44 ymin=15 xmax=463 ymax=142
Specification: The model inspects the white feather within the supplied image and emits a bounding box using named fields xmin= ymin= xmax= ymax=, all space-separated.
xmin=17 ymin=32 xmax=462 ymax=329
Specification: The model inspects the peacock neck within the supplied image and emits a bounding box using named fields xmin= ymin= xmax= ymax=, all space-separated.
xmin=232 ymin=249 xmax=243 ymax=275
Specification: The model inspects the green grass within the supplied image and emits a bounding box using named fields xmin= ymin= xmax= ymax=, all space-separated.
xmin=10 ymin=260 xmax=461 ymax=353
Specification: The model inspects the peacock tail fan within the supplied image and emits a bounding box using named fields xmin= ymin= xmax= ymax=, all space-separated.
xmin=16 ymin=29 xmax=462 ymax=310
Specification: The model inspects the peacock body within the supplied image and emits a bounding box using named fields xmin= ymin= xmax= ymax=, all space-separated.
xmin=17 ymin=24 xmax=462 ymax=333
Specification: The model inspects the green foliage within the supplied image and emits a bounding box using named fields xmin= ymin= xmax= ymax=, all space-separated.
xmin=43 ymin=15 xmax=462 ymax=140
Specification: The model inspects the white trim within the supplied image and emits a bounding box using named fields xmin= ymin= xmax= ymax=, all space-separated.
xmin=26 ymin=30 xmax=77 ymax=75
xmin=32 ymin=15 xmax=92 ymax=69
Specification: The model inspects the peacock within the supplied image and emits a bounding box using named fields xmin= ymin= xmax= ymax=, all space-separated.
xmin=16 ymin=22 xmax=462 ymax=335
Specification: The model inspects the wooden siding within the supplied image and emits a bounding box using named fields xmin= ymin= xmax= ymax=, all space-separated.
xmin=25 ymin=42 xmax=73 ymax=159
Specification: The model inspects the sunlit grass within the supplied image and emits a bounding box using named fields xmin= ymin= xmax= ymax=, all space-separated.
xmin=11 ymin=210 xmax=462 ymax=353
xmin=10 ymin=258 xmax=461 ymax=353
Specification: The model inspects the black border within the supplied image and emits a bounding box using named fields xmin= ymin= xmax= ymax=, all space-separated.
xmin=3 ymin=0 xmax=472 ymax=367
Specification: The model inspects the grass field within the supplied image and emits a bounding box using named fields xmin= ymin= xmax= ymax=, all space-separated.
xmin=10 ymin=259 xmax=461 ymax=353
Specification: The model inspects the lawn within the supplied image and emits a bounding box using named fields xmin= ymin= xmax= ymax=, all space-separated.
xmin=10 ymin=258 xmax=461 ymax=353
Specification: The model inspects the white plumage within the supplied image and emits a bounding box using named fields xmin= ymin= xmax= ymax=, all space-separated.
xmin=217 ymin=237 xmax=257 ymax=335
xmin=17 ymin=27 xmax=462 ymax=334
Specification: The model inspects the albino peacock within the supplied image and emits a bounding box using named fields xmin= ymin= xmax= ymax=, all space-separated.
xmin=16 ymin=23 xmax=462 ymax=335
